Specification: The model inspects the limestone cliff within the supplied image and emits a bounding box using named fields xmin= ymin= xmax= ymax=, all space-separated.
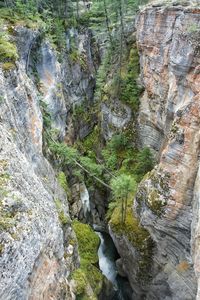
xmin=0 ymin=23 xmax=99 ymax=299
xmin=1 ymin=1 xmax=200 ymax=299
xmin=135 ymin=1 xmax=200 ymax=299
xmin=109 ymin=1 xmax=200 ymax=299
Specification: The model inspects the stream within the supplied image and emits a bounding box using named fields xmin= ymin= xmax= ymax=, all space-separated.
xmin=96 ymin=232 xmax=133 ymax=300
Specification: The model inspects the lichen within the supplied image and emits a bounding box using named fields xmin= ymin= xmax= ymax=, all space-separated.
xmin=176 ymin=261 xmax=190 ymax=273
xmin=0 ymin=165 xmax=15 ymax=232
xmin=136 ymin=169 xmax=169 ymax=216
xmin=147 ymin=189 xmax=165 ymax=216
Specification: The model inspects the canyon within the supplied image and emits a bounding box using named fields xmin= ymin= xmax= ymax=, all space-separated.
xmin=0 ymin=0 xmax=200 ymax=300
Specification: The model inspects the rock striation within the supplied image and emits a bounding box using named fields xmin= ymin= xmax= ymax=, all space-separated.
xmin=135 ymin=1 xmax=200 ymax=299
xmin=0 ymin=26 xmax=85 ymax=300
xmin=110 ymin=1 xmax=200 ymax=299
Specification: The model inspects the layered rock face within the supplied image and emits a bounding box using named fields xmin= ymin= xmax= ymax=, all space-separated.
xmin=0 ymin=27 xmax=86 ymax=300
xmin=134 ymin=1 xmax=200 ymax=299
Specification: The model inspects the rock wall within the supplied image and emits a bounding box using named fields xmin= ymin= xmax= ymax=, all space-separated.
xmin=0 ymin=26 xmax=83 ymax=299
xmin=28 ymin=26 xmax=99 ymax=143
xmin=134 ymin=1 xmax=200 ymax=299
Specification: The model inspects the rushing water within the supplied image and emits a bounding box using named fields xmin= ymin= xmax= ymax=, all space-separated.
xmin=97 ymin=232 xmax=118 ymax=286
xmin=96 ymin=232 xmax=133 ymax=300
xmin=80 ymin=183 xmax=90 ymax=218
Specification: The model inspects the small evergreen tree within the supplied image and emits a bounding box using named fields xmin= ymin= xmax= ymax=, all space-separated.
xmin=110 ymin=174 xmax=137 ymax=224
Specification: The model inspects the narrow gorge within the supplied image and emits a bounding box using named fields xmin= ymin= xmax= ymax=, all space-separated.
xmin=0 ymin=0 xmax=200 ymax=299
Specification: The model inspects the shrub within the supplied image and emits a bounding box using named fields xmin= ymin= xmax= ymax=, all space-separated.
xmin=133 ymin=147 xmax=154 ymax=181
xmin=57 ymin=171 xmax=70 ymax=195
xmin=0 ymin=37 xmax=18 ymax=63
xmin=109 ymin=198 xmax=150 ymax=250
xmin=120 ymin=47 xmax=143 ymax=111
xmin=109 ymin=133 xmax=129 ymax=152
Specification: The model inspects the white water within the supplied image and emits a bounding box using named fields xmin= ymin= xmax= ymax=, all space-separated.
xmin=97 ymin=232 xmax=118 ymax=286
xmin=96 ymin=232 xmax=132 ymax=300
xmin=80 ymin=183 xmax=90 ymax=218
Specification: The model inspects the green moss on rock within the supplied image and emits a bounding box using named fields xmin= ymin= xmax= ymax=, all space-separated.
xmin=55 ymin=198 xmax=70 ymax=226
xmin=110 ymin=199 xmax=154 ymax=282
xmin=2 ymin=61 xmax=15 ymax=71
xmin=72 ymin=220 xmax=100 ymax=264
xmin=72 ymin=221 xmax=103 ymax=299
xmin=110 ymin=198 xmax=149 ymax=250
xmin=136 ymin=169 xmax=169 ymax=216
xmin=57 ymin=171 xmax=70 ymax=196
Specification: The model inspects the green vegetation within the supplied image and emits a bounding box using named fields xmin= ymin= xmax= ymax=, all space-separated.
xmin=80 ymin=125 xmax=101 ymax=160
xmin=110 ymin=174 xmax=137 ymax=223
xmin=39 ymin=101 xmax=52 ymax=130
xmin=0 ymin=165 xmax=17 ymax=233
xmin=101 ymin=132 xmax=154 ymax=180
xmin=0 ymin=38 xmax=18 ymax=62
xmin=120 ymin=47 xmax=143 ymax=111
xmin=72 ymin=220 xmax=99 ymax=263
xmin=48 ymin=141 xmax=110 ymax=189
xmin=96 ymin=43 xmax=142 ymax=112
xmin=110 ymin=198 xmax=149 ymax=250
xmin=188 ymin=23 xmax=200 ymax=33
xmin=148 ymin=189 xmax=164 ymax=215
xmin=133 ymin=147 xmax=154 ymax=182
xmin=57 ymin=171 xmax=71 ymax=198
xmin=72 ymin=220 xmax=103 ymax=299
xmin=0 ymin=0 xmax=158 ymax=287
xmin=109 ymin=198 xmax=153 ymax=281
xmin=55 ymin=198 xmax=70 ymax=226
xmin=136 ymin=169 xmax=169 ymax=216
xmin=0 ymin=20 xmax=18 ymax=64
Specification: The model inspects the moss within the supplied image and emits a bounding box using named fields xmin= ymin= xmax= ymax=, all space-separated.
xmin=72 ymin=220 xmax=100 ymax=264
xmin=110 ymin=198 xmax=154 ymax=282
xmin=57 ymin=171 xmax=70 ymax=196
xmin=0 ymin=170 xmax=16 ymax=233
xmin=0 ymin=215 xmax=14 ymax=231
xmin=69 ymin=238 xmax=76 ymax=246
xmin=136 ymin=169 xmax=168 ymax=216
xmin=0 ymin=243 xmax=4 ymax=255
xmin=72 ymin=263 xmax=103 ymax=299
xmin=72 ymin=269 xmax=88 ymax=295
xmin=72 ymin=221 xmax=103 ymax=299
xmin=55 ymin=198 xmax=70 ymax=226
xmin=110 ymin=198 xmax=149 ymax=250
xmin=2 ymin=62 xmax=15 ymax=71
xmin=0 ymin=37 xmax=18 ymax=63
xmin=147 ymin=189 xmax=164 ymax=216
